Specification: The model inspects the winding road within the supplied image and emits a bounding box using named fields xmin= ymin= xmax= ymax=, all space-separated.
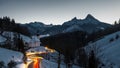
xmin=28 ymin=58 xmax=41 ymax=68
xmin=26 ymin=52 xmax=43 ymax=68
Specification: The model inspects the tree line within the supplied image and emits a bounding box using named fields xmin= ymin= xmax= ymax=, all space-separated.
xmin=0 ymin=16 xmax=30 ymax=36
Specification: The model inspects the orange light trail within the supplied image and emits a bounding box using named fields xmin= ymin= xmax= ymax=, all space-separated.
xmin=26 ymin=46 xmax=55 ymax=68
xmin=45 ymin=46 xmax=55 ymax=53
xmin=33 ymin=58 xmax=39 ymax=68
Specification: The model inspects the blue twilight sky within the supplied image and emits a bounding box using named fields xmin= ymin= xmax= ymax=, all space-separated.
xmin=0 ymin=0 xmax=120 ymax=24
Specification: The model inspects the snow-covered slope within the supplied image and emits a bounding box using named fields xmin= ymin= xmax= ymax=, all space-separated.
xmin=41 ymin=59 xmax=79 ymax=68
xmin=63 ymin=25 xmax=84 ymax=33
xmin=0 ymin=48 xmax=23 ymax=66
xmin=85 ymin=31 xmax=120 ymax=68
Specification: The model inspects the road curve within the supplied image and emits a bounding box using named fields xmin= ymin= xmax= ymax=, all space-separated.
xmin=28 ymin=58 xmax=40 ymax=68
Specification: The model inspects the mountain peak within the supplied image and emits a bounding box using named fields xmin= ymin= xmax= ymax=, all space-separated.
xmin=85 ymin=14 xmax=96 ymax=19
xmin=84 ymin=14 xmax=100 ymax=23
xmin=71 ymin=17 xmax=77 ymax=21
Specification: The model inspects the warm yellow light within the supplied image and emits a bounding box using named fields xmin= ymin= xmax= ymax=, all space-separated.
xmin=50 ymin=50 xmax=55 ymax=53
xmin=45 ymin=46 xmax=55 ymax=53
xmin=24 ymin=60 xmax=33 ymax=68
xmin=45 ymin=46 xmax=48 ymax=50
xmin=24 ymin=63 xmax=27 ymax=68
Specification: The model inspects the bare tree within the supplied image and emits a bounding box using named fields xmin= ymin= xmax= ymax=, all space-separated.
xmin=88 ymin=43 xmax=104 ymax=68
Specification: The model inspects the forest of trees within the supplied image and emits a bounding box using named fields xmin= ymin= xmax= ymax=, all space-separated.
xmin=0 ymin=16 xmax=30 ymax=36
xmin=40 ymin=31 xmax=87 ymax=68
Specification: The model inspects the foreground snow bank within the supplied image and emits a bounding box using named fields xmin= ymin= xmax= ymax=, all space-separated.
xmin=85 ymin=31 xmax=120 ymax=68
xmin=41 ymin=59 xmax=80 ymax=68
xmin=0 ymin=48 xmax=23 ymax=66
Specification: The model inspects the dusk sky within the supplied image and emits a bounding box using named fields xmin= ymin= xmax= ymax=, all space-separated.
xmin=0 ymin=0 xmax=120 ymax=24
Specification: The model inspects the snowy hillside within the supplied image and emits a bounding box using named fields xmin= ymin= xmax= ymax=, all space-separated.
xmin=0 ymin=48 xmax=23 ymax=67
xmin=85 ymin=31 xmax=120 ymax=68
xmin=63 ymin=25 xmax=84 ymax=33
xmin=41 ymin=59 xmax=79 ymax=68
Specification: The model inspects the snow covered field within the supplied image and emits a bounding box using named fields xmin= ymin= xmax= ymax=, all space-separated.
xmin=41 ymin=59 xmax=79 ymax=68
xmin=85 ymin=31 xmax=120 ymax=68
xmin=0 ymin=48 xmax=23 ymax=67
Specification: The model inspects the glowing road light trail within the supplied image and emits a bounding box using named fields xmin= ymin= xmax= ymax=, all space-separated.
xmin=26 ymin=52 xmax=44 ymax=68
xmin=25 ymin=46 xmax=55 ymax=68
xmin=33 ymin=58 xmax=39 ymax=68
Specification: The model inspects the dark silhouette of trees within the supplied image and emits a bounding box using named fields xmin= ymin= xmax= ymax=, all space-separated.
xmin=114 ymin=21 xmax=117 ymax=25
xmin=0 ymin=16 xmax=31 ymax=36
xmin=77 ymin=48 xmax=88 ymax=68
xmin=88 ymin=50 xmax=96 ymax=68
xmin=17 ymin=35 xmax=28 ymax=53
xmin=118 ymin=19 xmax=120 ymax=24
xmin=88 ymin=50 xmax=100 ymax=68
xmin=58 ymin=53 xmax=61 ymax=68
xmin=17 ymin=36 xmax=28 ymax=64
xmin=7 ymin=60 xmax=17 ymax=68
xmin=0 ymin=16 xmax=15 ymax=31
xmin=18 ymin=38 xmax=24 ymax=52
xmin=109 ymin=38 xmax=114 ymax=42
xmin=14 ymin=24 xmax=31 ymax=36
xmin=0 ymin=61 xmax=5 ymax=68
xmin=64 ymin=48 xmax=72 ymax=68
xmin=40 ymin=31 xmax=87 ymax=68
xmin=11 ymin=19 xmax=15 ymax=24
xmin=115 ymin=34 xmax=119 ymax=39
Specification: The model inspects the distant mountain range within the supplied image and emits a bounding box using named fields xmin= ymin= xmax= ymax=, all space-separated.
xmin=22 ymin=14 xmax=112 ymax=35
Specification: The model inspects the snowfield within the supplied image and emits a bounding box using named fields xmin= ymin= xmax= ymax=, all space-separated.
xmin=85 ymin=31 xmax=120 ymax=68
xmin=41 ymin=59 xmax=79 ymax=68
xmin=0 ymin=48 xmax=23 ymax=66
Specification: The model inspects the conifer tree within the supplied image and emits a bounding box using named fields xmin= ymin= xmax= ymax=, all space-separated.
xmin=118 ymin=19 xmax=120 ymax=24
xmin=114 ymin=21 xmax=117 ymax=25
xmin=88 ymin=50 xmax=100 ymax=68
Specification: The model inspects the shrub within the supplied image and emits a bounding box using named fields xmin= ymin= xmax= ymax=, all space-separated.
xmin=88 ymin=50 xmax=101 ymax=68
xmin=109 ymin=38 xmax=114 ymax=42
xmin=0 ymin=61 xmax=5 ymax=68
xmin=115 ymin=34 xmax=119 ymax=39
xmin=8 ymin=60 xmax=17 ymax=68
